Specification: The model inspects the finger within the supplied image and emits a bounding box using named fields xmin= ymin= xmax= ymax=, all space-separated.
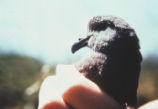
xmin=41 ymin=101 xmax=68 ymax=109
xmin=62 ymin=77 xmax=122 ymax=109
xmin=38 ymin=76 xmax=68 ymax=109
xmin=138 ymin=99 xmax=158 ymax=109
xmin=38 ymin=64 xmax=81 ymax=109
xmin=57 ymin=64 xmax=121 ymax=109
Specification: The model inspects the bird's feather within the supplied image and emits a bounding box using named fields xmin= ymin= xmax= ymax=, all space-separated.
xmin=72 ymin=15 xmax=142 ymax=108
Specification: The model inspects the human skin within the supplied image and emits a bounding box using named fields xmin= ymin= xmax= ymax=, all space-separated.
xmin=38 ymin=65 xmax=122 ymax=109
xmin=38 ymin=65 xmax=157 ymax=109
xmin=138 ymin=99 xmax=158 ymax=109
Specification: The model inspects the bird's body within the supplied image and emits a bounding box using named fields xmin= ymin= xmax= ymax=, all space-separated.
xmin=72 ymin=15 xmax=142 ymax=108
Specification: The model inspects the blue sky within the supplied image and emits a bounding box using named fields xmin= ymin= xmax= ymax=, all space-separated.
xmin=0 ymin=0 xmax=158 ymax=64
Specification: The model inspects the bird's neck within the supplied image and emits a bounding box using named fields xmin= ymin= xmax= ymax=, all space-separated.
xmin=75 ymin=52 xmax=106 ymax=83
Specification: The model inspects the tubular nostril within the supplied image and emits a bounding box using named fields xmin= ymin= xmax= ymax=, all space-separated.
xmin=78 ymin=38 xmax=83 ymax=41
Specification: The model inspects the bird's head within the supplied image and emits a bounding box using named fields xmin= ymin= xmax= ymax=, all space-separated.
xmin=72 ymin=16 xmax=140 ymax=54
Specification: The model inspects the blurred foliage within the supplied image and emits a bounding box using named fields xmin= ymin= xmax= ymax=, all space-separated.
xmin=0 ymin=54 xmax=55 ymax=109
xmin=137 ymin=55 xmax=158 ymax=107
xmin=0 ymin=53 xmax=158 ymax=108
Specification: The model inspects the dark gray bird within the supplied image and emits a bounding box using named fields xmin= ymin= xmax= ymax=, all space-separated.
xmin=71 ymin=16 xmax=142 ymax=108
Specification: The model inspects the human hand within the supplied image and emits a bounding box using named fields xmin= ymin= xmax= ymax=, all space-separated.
xmin=138 ymin=99 xmax=158 ymax=109
xmin=38 ymin=64 xmax=122 ymax=109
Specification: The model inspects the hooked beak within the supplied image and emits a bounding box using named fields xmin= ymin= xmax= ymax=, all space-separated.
xmin=71 ymin=35 xmax=92 ymax=53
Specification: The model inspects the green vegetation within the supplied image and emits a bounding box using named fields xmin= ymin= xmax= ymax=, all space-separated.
xmin=137 ymin=55 xmax=158 ymax=106
xmin=0 ymin=54 xmax=44 ymax=109
xmin=0 ymin=53 xmax=157 ymax=108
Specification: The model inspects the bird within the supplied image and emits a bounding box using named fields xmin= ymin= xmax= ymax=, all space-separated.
xmin=71 ymin=15 xmax=142 ymax=108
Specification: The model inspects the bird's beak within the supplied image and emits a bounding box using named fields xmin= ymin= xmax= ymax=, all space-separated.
xmin=71 ymin=35 xmax=92 ymax=53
